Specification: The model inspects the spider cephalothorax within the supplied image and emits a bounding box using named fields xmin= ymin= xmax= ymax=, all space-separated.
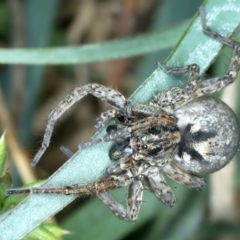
xmin=7 ymin=7 xmax=240 ymax=221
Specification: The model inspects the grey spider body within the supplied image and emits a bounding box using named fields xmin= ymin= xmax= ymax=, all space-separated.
xmin=174 ymin=96 xmax=239 ymax=175
xmin=7 ymin=7 xmax=240 ymax=221
xmin=108 ymin=96 xmax=239 ymax=177
xmin=109 ymin=114 xmax=180 ymax=166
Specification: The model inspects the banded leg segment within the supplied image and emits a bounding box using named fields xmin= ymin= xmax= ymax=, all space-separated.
xmin=6 ymin=179 xmax=118 ymax=195
xmin=199 ymin=6 xmax=236 ymax=48
xmin=97 ymin=180 xmax=143 ymax=221
xmin=157 ymin=63 xmax=200 ymax=95
xmin=6 ymin=165 xmax=134 ymax=195
xmin=95 ymin=109 xmax=121 ymax=131
xmin=151 ymin=7 xmax=240 ymax=113
xmin=8 ymin=179 xmax=143 ymax=221
xmin=197 ymin=7 xmax=240 ymax=94
xmin=199 ymin=44 xmax=240 ymax=94
xmin=151 ymin=64 xmax=200 ymax=113
xmin=146 ymin=166 xmax=177 ymax=207
xmin=163 ymin=163 xmax=205 ymax=190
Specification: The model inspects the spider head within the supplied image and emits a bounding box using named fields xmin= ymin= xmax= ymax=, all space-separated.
xmin=130 ymin=123 xmax=181 ymax=161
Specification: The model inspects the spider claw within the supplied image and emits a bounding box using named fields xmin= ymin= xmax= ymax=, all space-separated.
xmin=6 ymin=188 xmax=31 ymax=195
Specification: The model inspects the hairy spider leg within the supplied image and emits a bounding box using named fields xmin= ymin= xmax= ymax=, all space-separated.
xmin=97 ymin=167 xmax=178 ymax=221
xmin=94 ymin=109 xmax=120 ymax=131
xmin=198 ymin=7 xmax=240 ymax=94
xmin=157 ymin=63 xmax=200 ymax=96
xmin=146 ymin=166 xmax=177 ymax=206
xmin=151 ymin=7 xmax=240 ymax=113
xmin=8 ymin=157 xmax=180 ymax=221
xmin=97 ymin=181 xmax=143 ymax=221
xmin=150 ymin=63 xmax=201 ymax=113
xmin=32 ymin=83 xmax=165 ymax=167
xmin=31 ymin=84 xmax=127 ymax=167
xmin=162 ymin=163 xmax=205 ymax=190
xmin=199 ymin=6 xmax=236 ymax=48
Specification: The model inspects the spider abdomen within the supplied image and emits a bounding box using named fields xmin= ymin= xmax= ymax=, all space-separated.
xmin=174 ymin=96 xmax=240 ymax=175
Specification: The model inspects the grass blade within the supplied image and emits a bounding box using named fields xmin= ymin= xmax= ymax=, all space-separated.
xmin=0 ymin=21 xmax=188 ymax=65
xmin=0 ymin=1 xmax=240 ymax=239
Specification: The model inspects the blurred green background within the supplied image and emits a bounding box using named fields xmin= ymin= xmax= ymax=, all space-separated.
xmin=0 ymin=0 xmax=240 ymax=239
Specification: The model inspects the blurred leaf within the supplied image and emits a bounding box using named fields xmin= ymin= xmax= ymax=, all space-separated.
xmin=0 ymin=172 xmax=12 ymax=210
xmin=0 ymin=21 xmax=188 ymax=65
xmin=0 ymin=192 xmax=26 ymax=215
xmin=61 ymin=189 xmax=159 ymax=240
xmin=0 ymin=1 xmax=240 ymax=239
xmin=0 ymin=131 xmax=7 ymax=176
xmin=159 ymin=189 xmax=207 ymax=240
xmin=141 ymin=178 xmax=209 ymax=240
xmin=136 ymin=0 xmax=203 ymax=85
xmin=19 ymin=0 xmax=60 ymax=147
xmin=0 ymin=2 xmax=10 ymax=38
xmin=42 ymin=223 xmax=67 ymax=238
xmin=60 ymin=185 xmax=206 ymax=240
xmin=25 ymin=223 xmax=66 ymax=240
xmin=195 ymin=222 xmax=240 ymax=240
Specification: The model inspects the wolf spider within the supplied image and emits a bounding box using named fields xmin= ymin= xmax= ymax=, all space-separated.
xmin=7 ymin=7 xmax=240 ymax=221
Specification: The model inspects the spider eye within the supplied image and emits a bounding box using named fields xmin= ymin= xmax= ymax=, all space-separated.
xmin=141 ymin=135 xmax=147 ymax=142
xmin=143 ymin=144 xmax=148 ymax=149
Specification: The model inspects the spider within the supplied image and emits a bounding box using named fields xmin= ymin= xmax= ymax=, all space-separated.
xmin=7 ymin=7 xmax=240 ymax=221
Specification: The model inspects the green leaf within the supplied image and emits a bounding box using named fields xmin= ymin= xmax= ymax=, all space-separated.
xmin=0 ymin=180 xmax=45 ymax=214
xmin=0 ymin=172 xmax=12 ymax=211
xmin=1 ymin=1 xmax=240 ymax=239
xmin=61 ymin=189 xmax=159 ymax=240
xmin=195 ymin=222 xmax=240 ymax=239
xmin=0 ymin=131 xmax=7 ymax=177
xmin=0 ymin=21 xmax=188 ymax=65
xmin=19 ymin=0 xmax=60 ymax=147
xmin=0 ymin=3 xmax=10 ymax=38
xmin=41 ymin=223 xmax=67 ymax=238
xmin=24 ymin=223 xmax=66 ymax=240
xmin=136 ymin=0 xmax=203 ymax=84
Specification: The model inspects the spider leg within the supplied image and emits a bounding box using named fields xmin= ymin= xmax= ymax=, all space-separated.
xmin=146 ymin=166 xmax=177 ymax=207
xmin=6 ymin=177 xmax=121 ymax=195
xmin=199 ymin=6 xmax=236 ymax=48
xmin=8 ymin=180 xmax=143 ymax=222
xmin=162 ymin=163 xmax=205 ymax=191
xmin=7 ymin=165 xmax=134 ymax=195
xmin=97 ymin=180 xmax=143 ymax=221
xmin=32 ymin=83 xmax=164 ymax=167
xmin=199 ymin=46 xmax=240 ymax=94
xmin=95 ymin=109 xmax=121 ymax=131
xmin=152 ymin=7 xmax=240 ymax=112
xmin=197 ymin=7 xmax=240 ymax=94
xmin=7 ymin=163 xmax=142 ymax=221
xmin=31 ymin=83 xmax=127 ymax=167
xmin=157 ymin=63 xmax=200 ymax=95
xmin=151 ymin=64 xmax=200 ymax=112
xmin=60 ymin=145 xmax=74 ymax=157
